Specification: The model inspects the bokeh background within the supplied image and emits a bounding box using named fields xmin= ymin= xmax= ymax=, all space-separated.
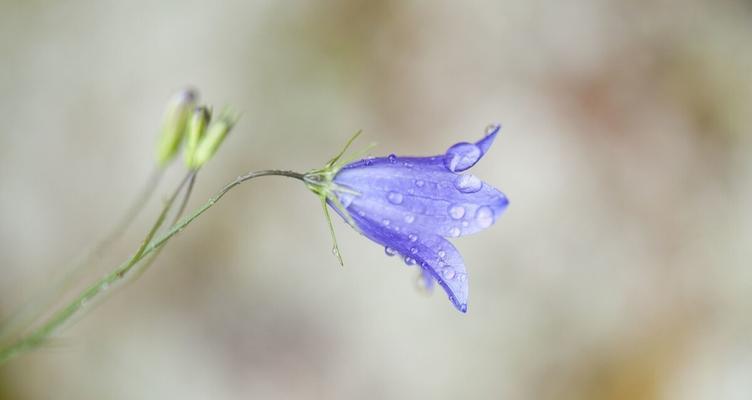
xmin=1 ymin=0 xmax=751 ymax=399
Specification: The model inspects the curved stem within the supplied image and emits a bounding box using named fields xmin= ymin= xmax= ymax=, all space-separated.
xmin=0 ymin=170 xmax=304 ymax=365
xmin=129 ymin=171 xmax=198 ymax=282
xmin=171 ymin=172 xmax=197 ymax=226
xmin=100 ymin=167 xmax=166 ymax=253
xmin=0 ymin=167 xmax=164 ymax=346
xmin=141 ymin=170 xmax=304 ymax=257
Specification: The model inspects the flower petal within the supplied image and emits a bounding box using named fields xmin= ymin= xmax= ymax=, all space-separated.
xmin=443 ymin=123 xmax=500 ymax=172
xmin=419 ymin=269 xmax=435 ymax=292
xmin=330 ymin=200 xmax=469 ymax=312
xmin=322 ymin=125 xmax=506 ymax=312
xmin=476 ymin=123 xmax=500 ymax=155
xmin=409 ymin=234 xmax=468 ymax=313
xmin=334 ymin=158 xmax=508 ymax=239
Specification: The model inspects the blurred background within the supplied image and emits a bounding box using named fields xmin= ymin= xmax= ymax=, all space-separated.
xmin=1 ymin=0 xmax=751 ymax=399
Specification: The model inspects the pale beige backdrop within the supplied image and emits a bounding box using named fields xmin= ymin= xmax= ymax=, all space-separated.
xmin=1 ymin=1 xmax=751 ymax=399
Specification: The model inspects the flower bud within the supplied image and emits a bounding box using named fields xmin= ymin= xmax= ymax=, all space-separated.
xmin=192 ymin=109 xmax=239 ymax=168
xmin=183 ymin=106 xmax=211 ymax=169
xmin=156 ymin=88 xmax=197 ymax=166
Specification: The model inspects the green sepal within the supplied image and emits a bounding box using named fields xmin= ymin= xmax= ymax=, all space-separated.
xmin=184 ymin=106 xmax=211 ymax=169
xmin=192 ymin=108 xmax=239 ymax=168
xmin=304 ymin=130 xmax=374 ymax=267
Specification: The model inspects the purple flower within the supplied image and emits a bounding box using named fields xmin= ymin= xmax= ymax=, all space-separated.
xmin=305 ymin=125 xmax=508 ymax=313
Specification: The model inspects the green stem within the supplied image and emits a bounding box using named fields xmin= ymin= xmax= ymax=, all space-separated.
xmin=140 ymin=169 xmax=304 ymax=258
xmin=130 ymin=171 xmax=198 ymax=282
xmin=0 ymin=167 xmax=164 ymax=346
xmin=99 ymin=167 xmax=166 ymax=254
xmin=0 ymin=169 xmax=304 ymax=365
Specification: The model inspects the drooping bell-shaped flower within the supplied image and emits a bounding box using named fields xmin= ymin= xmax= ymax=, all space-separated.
xmin=305 ymin=125 xmax=508 ymax=313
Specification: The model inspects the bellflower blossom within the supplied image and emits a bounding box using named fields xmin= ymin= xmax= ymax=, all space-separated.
xmin=305 ymin=125 xmax=508 ymax=313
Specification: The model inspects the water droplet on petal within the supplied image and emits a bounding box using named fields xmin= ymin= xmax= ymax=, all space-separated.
xmin=358 ymin=211 xmax=366 ymax=217
xmin=404 ymin=256 xmax=416 ymax=266
xmin=444 ymin=143 xmax=482 ymax=172
xmin=332 ymin=247 xmax=340 ymax=257
xmin=388 ymin=154 xmax=397 ymax=163
xmin=387 ymin=191 xmax=404 ymax=204
xmin=408 ymin=233 xmax=418 ymax=242
xmin=381 ymin=219 xmax=391 ymax=226
xmin=485 ymin=124 xmax=500 ymax=135
xmin=448 ymin=227 xmax=461 ymax=237
xmin=476 ymin=206 xmax=495 ymax=228
xmin=410 ymin=247 xmax=418 ymax=254
xmin=438 ymin=250 xmax=446 ymax=258
xmin=404 ymin=214 xmax=415 ymax=224
xmin=385 ymin=246 xmax=397 ymax=256
xmin=454 ymin=174 xmax=482 ymax=193
xmin=415 ymin=180 xmax=425 ymax=187
xmin=458 ymin=273 xmax=467 ymax=282
xmin=449 ymin=204 xmax=466 ymax=219
xmin=442 ymin=269 xmax=456 ymax=280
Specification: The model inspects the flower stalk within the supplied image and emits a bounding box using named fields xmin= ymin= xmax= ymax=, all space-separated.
xmin=0 ymin=169 xmax=305 ymax=365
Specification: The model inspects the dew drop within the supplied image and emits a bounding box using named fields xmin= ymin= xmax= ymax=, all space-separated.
xmin=415 ymin=180 xmax=425 ymax=187
xmin=404 ymin=256 xmax=416 ymax=266
xmin=448 ymin=227 xmax=461 ymax=237
xmin=404 ymin=214 xmax=415 ymax=224
xmin=458 ymin=273 xmax=467 ymax=282
xmin=332 ymin=247 xmax=340 ymax=257
xmin=358 ymin=211 xmax=366 ymax=217
xmin=442 ymin=269 xmax=456 ymax=280
xmin=387 ymin=191 xmax=404 ymax=204
xmin=385 ymin=246 xmax=397 ymax=256
xmin=438 ymin=250 xmax=446 ymax=258
xmin=408 ymin=233 xmax=418 ymax=242
xmin=448 ymin=204 xmax=466 ymax=219
xmin=410 ymin=247 xmax=418 ymax=254
xmin=388 ymin=154 xmax=397 ymax=163
xmin=485 ymin=123 xmax=500 ymax=135
xmin=454 ymin=174 xmax=482 ymax=193
xmin=476 ymin=206 xmax=495 ymax=228
xmin=444 ymin=143 xmax=482 ymax=172
xmin=382 ymin=219 xmax=391 ymax=226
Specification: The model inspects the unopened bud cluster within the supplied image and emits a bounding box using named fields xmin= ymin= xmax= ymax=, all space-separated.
xmin=155 ymin=88 xmax=238 ymax=170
